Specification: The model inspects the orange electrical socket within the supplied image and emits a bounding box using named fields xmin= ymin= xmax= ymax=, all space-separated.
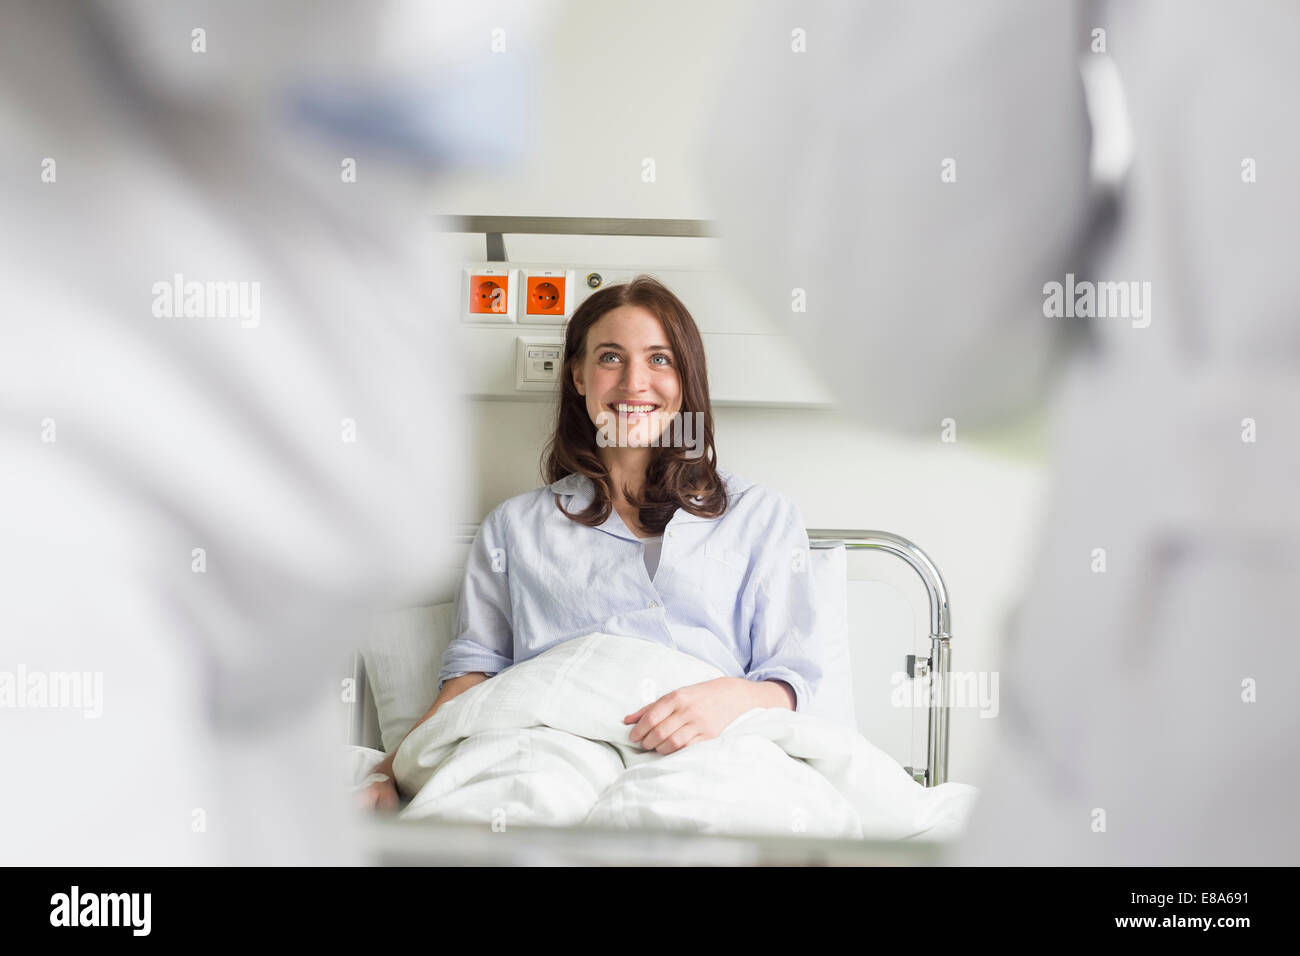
xmin=469 ymin=274 xmax=510 ymax=314
xmin=526 ymin=275 xmax=566 ymax=316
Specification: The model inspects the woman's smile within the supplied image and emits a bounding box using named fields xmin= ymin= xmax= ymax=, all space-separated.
xmin=607 ymin=401 xmax=660 ymax=421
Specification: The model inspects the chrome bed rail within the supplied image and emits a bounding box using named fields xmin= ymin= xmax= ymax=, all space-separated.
xmin=808 ymin=530 xmax=952 ymax=787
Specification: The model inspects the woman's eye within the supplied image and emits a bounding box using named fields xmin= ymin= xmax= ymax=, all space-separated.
xmin=599 ymin=352 xmax=620 ymax=363
xmin=651 ymin=354 xmax=672 ymax=366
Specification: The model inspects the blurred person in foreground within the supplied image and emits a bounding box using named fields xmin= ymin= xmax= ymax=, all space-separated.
xmin=701 ymin=0 xmax=1300 ymax=864
xmin=0 ymin=0 xmax=552 ymax=864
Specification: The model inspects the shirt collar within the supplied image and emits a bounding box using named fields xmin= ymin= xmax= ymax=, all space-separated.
xmin=548 ymin=469 xmax=753 ymax=538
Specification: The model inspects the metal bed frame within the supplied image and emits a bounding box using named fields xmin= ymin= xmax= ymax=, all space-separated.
xmin=807 ymin=530 xmax=952 ymax=787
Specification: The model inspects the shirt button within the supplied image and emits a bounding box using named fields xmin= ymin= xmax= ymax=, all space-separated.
xmin=667 ymin=530 xmax=675 ymax=537
xmin=648 ymin=600 xmax=659 ymax=608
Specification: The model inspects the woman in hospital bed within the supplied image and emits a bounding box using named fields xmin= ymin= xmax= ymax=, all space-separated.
xmin=358 ymin=275 xmax=827 ymax=812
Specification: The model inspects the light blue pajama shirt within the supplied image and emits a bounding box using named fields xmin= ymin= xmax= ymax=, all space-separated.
xmin=437 ymin=469 xmax=827 ymax=712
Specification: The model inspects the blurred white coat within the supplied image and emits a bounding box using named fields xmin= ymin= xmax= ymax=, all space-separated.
xmin=0 ymin=0 xmax=550 ymax=864
xmin=700 ymin=0 xmax=1300 ymax=864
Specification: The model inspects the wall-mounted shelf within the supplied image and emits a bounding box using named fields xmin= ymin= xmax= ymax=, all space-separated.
xmin=440 ymin=216 xmax=833 ymax=409
xmin=437 ymin=216 xmax=717 ymax=262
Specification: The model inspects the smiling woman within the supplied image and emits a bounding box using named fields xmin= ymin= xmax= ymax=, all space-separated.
xmin=357 ymin=276 xmax=828 ymax=811
xmin=547 ymin=274 xmax=726 ymax=537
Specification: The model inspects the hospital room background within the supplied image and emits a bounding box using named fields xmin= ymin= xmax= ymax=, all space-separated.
xmin=343 ymin=0 xmax=1048 ymax=853
xmin=6 ymin=0 xmax=1294 ymax=872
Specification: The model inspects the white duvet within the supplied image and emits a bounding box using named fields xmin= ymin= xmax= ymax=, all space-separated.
xmin=391 ymin=633 xmax=979 ymax=841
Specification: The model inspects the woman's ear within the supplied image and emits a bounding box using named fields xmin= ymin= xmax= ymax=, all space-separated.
xmin=572 ymin=363 xmax=584 ymax=396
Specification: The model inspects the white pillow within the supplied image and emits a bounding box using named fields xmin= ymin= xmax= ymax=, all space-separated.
xmin=806 ymin=544 xmax=857 ymax=729
xmin=360 ymin=603 xmax=455 ymax=754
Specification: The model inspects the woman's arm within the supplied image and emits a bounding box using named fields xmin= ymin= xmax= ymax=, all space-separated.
xmin=356 ymin=671 xmax=491 ymax=811
xmin=436 ymin=507 xmax=515 ymax=686
xmin=744 ymin=496 xmax=825 ymax=713
xmin=371 ymin=671 xmax=489 ymax=775
xmin=359 ymin=509 xmax=516 ymax=810
xmin=762 ymin=679 xmax=797 ymax=711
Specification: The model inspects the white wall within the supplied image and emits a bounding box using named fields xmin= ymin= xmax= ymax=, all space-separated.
xmin=430 ymin=0 xmax=1048 ymax=784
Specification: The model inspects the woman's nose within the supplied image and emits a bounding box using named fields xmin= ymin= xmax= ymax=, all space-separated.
xmin=622 ymin=363 xmax=649 ymax=391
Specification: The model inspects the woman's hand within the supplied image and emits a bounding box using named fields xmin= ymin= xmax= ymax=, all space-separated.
xmin=353 ymin=772 xmax=399 ymax=813
xmin=623 ymin=676 xmax=769 ymax=755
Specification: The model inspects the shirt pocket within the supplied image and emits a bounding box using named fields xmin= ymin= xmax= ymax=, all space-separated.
xmin=705 ymin=538 xmax=749 ymax=572
xmin=703 ymin=538 xmax=750 ymax=611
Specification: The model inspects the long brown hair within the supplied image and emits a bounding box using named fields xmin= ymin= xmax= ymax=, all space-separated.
xmin=541 ymin=274 xmax=727 ymax=534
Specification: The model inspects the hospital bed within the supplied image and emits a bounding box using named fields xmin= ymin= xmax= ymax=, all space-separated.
xmin=343 ymin=525 xmax=958 ymax=866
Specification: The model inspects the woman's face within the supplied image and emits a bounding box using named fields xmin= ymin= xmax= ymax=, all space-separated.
xmin=573 ymin=304 xmax=683 ymax=450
